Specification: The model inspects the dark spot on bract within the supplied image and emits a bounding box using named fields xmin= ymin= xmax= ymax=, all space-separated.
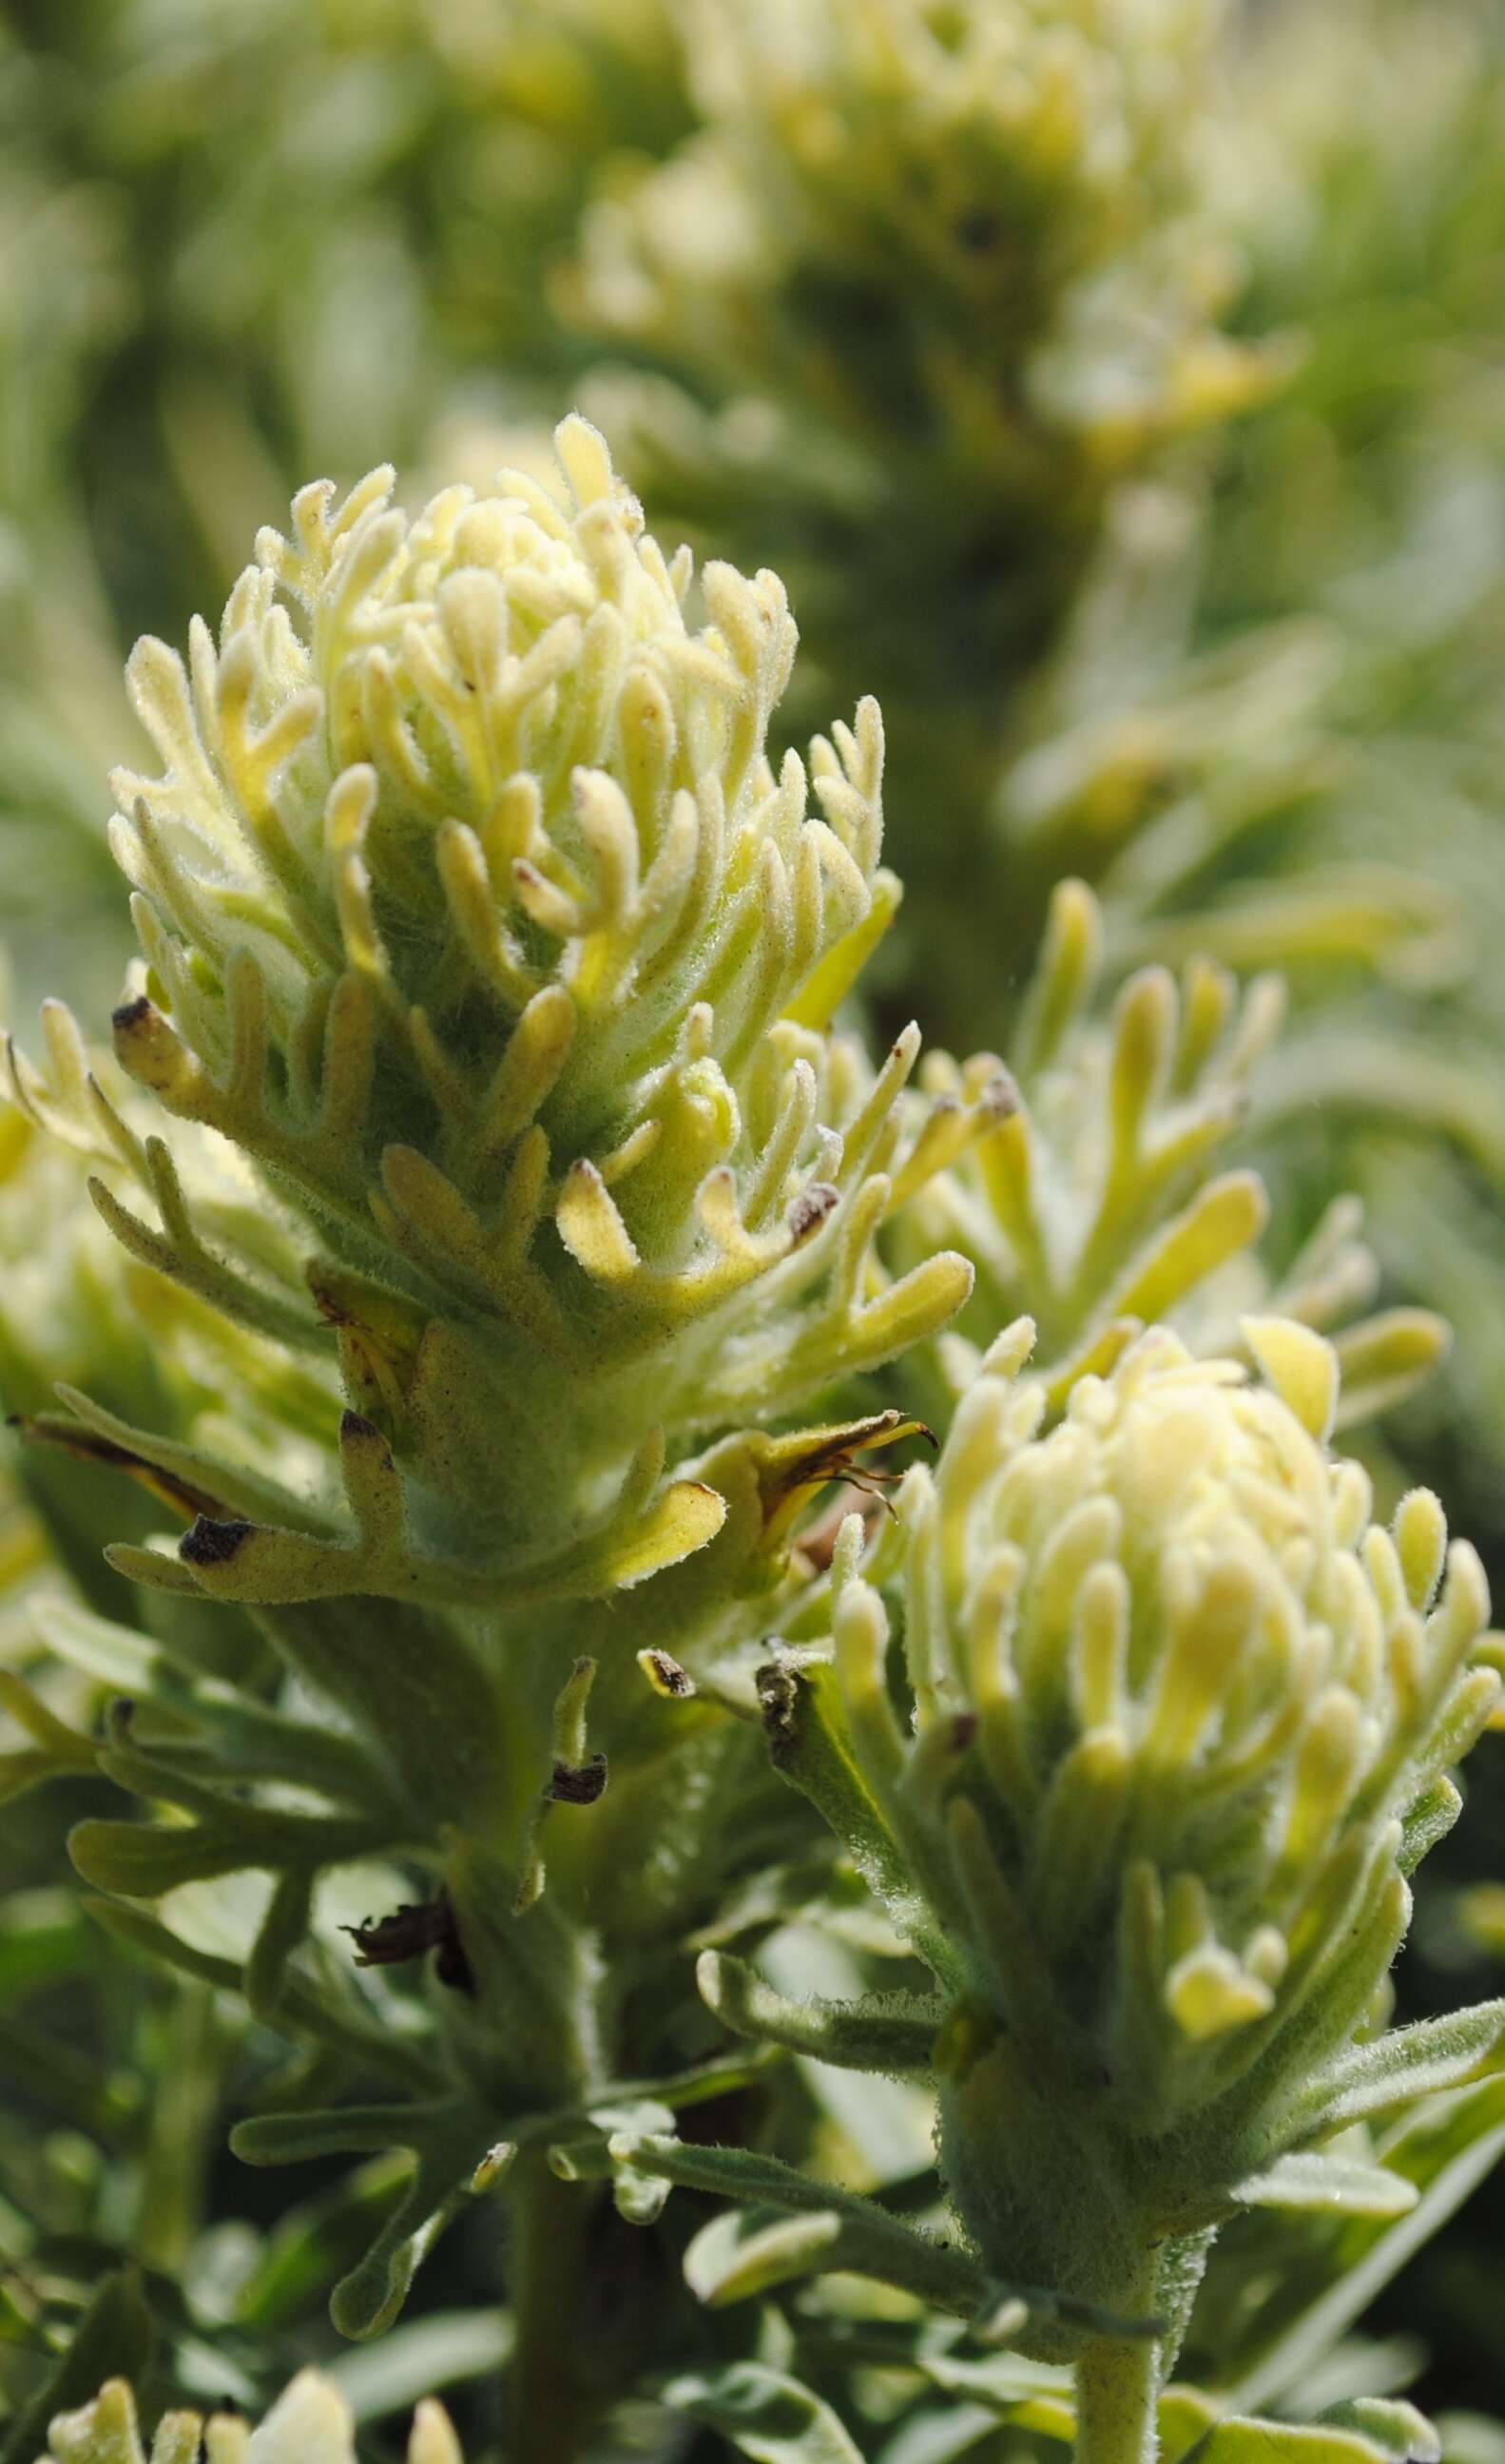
xmin=111 ymin=995 xmax=155 ymax=1034
xmin=788 ymin=1181 xmax=839 ymax=1243
xmin=181 ymin=1515 xmax=254 ymax=1567
xmin=981 ymin=1068 xmax=1020 ymax=1122
xmin=757 ymin=1661 xmax=801 ymax=1764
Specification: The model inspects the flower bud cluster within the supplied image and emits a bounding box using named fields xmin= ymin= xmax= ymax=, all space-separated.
xmin=888 ymin=877 xmax=1283 ymax=1384
xmin=812 ymin=1319 xmax=1497 ymax=2344
xmin=20 ymin=419 xmax=974 ymax=1612
xmin=37 ymin=2371 xmax=458 ymax=2464
xmin=569 ymin=0 xmax=1279 ymax=732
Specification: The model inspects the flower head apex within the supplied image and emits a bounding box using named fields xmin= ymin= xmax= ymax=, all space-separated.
xmin=859 ymin=1314 xmax=1496 ymax=2031
xmin=106 ymin=414 xmax=891 ymax=1231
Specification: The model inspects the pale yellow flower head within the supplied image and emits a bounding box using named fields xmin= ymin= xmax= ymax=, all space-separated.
xmin=822 ymin=1315 xmax=1497 ymax=2348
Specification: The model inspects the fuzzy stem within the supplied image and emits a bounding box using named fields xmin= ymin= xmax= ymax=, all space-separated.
xmin=136 ymin=1982 xmax=225 ymax=2273
xmin=507 ymin=2151 xmax=603 ymax=2463
xmin=1074 ymin=2276 xmax=1162 ymax=2464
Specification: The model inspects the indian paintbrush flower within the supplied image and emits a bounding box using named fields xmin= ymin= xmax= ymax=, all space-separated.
xmin=564 ymin=0 xmax=1285 ymax=1055
xmin=693 ymin=1317 xmax=1502 ymax=2377
xmin=569 ymin=0 xmax=1277 ymax=700
xmin=24 ymin=414 xmax=975 ymax=1618
xmin=879 ymin=874 xmax=1448 ymax=1444
xmin=0 ymin=418 xmax=988 ymax=2362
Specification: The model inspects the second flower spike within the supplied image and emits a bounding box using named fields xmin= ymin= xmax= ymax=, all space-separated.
xmin=715 ymin=1317 xmax=1502 ymax=2356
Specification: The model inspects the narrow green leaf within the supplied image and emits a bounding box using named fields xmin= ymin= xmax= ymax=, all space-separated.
xmin=657 ymin=2361 xmax=864 ymax=2463
xmin=1317 ymin=2404 xmax=1441 ymax=2464
xmin=101 ymin=1542 xmax=207 ymax=1596
xmin=70 ymin=1817 xmax=256 ymax=1896
xmin=1184 ymin=2400 xmax=1439 ymax=2464
xmin=755 ymin=1657 xmax=959 ymax=1984
xmin=1229 ymin=2153 xmax=1418 ymax=2218
xmin=1228 ymin=2076 xmax=1505 ymax=2413
xmin=685 ymin=2207 xmax=846 ymax=2305
xmin=328 ymin=2140 xmax=486 ymax=2343
xmin=612 ymin=2130 xmax=1155 ymax=2345
xmin=70 ymin=1802 xmax=388 ymax=1898
xmin=1294 ymin=2003 xmax=1505 ymax=2137
xmin=232 ymin=2103 xmax=440 ymax=2166
xmin=234 ymin=2104 xmax=507 ymax=2341
xmin=245 ymin=1867 xmax=315 ymax=2018
xmin=230 ymin=2154 xmax=414 ymax=2331
xmin=697 ymin=1948 xmax=941 ymax=2074
xmin=609 ymin=2043 xmax=780 ymax=2111
xmin=609 ymin=2130 xmax=988 ymax=2316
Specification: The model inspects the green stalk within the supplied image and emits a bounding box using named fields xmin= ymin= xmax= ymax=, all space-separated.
xmin=135 ymin=1982 xmax=227 ymax=2273
xmin=507 ymin=2149 xmax=604 ymax=2464
xmin=1073 ymin=2268 xmax=1162 ymax=2464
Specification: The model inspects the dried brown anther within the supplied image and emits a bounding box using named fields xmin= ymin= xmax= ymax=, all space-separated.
xmin=638 ymin=1649 xmax=697 ymax=1699
xmin=548 ymin=1754 xmax=609 ymax=1806
xmin=343 ymin=1890 xmax=473 ymax=1992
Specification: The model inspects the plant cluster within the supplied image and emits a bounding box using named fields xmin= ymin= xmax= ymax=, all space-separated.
xmin=0 ymin=414 xmax=1497 ymax=2464
xmin=2 ymin=6 xmax=1505 ymax=2463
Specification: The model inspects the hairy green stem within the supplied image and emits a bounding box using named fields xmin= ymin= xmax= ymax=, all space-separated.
xmin=136 ymin=1982 xmax=224 ymax=2274
xmin=1074 ymin=2271 xmax=1162 ymax=2464
xmin=507 ymin=2151 xmax=604 ymax=2463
